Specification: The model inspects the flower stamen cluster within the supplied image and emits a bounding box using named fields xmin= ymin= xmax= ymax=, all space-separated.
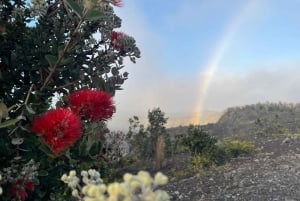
xmin=32 ymin=108 xmax=83 ymax=155
xmin=31 ymin=89 xmax=114 ymax=155
xmin=9 ymin=179 xmax=35 ymax=201
xmin=68 ymin=89 xmax=115 ymax=122
xmin=110 ymin=31 xmax=124 ymax=50
xmin=110 ymin=31 xmax=140 ymax=60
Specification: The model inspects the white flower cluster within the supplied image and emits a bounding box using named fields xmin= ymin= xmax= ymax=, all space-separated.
xmin=61 ymin=169 xmax=170 ymax=201
xmin=81 ymin=169 xmax=103 ymax=185
xmin=21 ymin=160 xmax=39 ymax=181
xmin=61 ymin=170 xmax=80 ymax=189
xmin=1 ymin=159 xmax=38 ymax=183
xmin=61 ymin=169 xmax=103 ymax=199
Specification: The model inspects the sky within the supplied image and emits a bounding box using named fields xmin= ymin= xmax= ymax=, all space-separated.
xmin=108 ymin=0 xmax=300 ymax=130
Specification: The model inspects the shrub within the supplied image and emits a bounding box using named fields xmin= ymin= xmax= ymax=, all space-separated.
xmin=212 ymin=140 xmax=256 ymax=164
xmin=210 ymin=141 xmax=229 ymax=165
xmin=224 ymin=140 xmax=256 ymax=157
xmin=189 ymin=153 xmax=216 ymax=175
xmin=127 ymin=108 xmax=169 ymax=168
xmin=181 ymin=125 xmax=217 ymax=155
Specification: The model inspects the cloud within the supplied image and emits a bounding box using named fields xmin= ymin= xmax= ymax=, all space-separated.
xmin=109 ymin=71 xmax=200 ymax=130
xmin=202 ymin=65 xmax=300 ymax=111
xmin=110 ymin=64 xmax=300 ymax=131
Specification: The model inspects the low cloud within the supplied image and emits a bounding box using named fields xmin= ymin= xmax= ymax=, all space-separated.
xmin=109 ymin=65 xmax=300 ymax=130
xmin=202 ymin=66 xmax=300 ymax=111
xmin=108 ymin=67 xmax=199 ymax=130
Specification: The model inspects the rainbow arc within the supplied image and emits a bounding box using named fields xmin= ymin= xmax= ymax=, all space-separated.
xmin=193 ymin=0 xmax=260 ymax=125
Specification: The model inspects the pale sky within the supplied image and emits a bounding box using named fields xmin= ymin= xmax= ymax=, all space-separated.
xmin=106 ymin=0 xmax=300 ymax=130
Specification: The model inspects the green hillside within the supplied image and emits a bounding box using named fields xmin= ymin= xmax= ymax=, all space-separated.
xmin=204 ymin=102 xmax=300 ymax=138
xmin=168 ymin=102 xmax=300 ymax=139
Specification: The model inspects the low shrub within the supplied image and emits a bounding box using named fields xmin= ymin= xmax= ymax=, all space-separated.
xmin=212 ymin=140 xmax=256 ymax=165
xmin=170 ymin=168 xmax=190 ymax=179
xmin=189 ymin=153 xmax=216 ymax=175
xmin=224 ymin=140 xmax=256 ymax=157
xmin=211 ymin=141 xmax=229 ymax=165
xmin=188 ymin=140 xmax=256 ymax=176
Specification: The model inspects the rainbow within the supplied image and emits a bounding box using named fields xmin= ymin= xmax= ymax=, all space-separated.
xmin=192 ymin=0 xmax=259 ymax=124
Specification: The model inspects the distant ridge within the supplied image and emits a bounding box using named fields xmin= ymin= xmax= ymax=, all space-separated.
xmin=166 ymin=110 xmax=223 ymax=128
xmin=207 ymin=102 xmax=300 ymax=138
xmin=167 ymin=102 xmax=300 ymax=139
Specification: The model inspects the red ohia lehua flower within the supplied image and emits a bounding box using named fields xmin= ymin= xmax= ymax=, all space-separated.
xmin=32 ymin=108 xmax=82 ymax=155
xmin=9 ymin=179 xmax=35 ymax=201
xmin=68 ymin=89 xmax=115 ymax=122
xmin=112 ymin=0 xmax=123 ymax=7
xmin=110 ymin=31 xmax=125 ymax=50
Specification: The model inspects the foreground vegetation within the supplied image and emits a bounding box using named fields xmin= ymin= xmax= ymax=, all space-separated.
xmin=0 ymin=0 xmax=171 ymax=200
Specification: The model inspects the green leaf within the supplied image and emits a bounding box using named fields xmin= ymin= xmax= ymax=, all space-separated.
xmin=91 ymin=76 xmax=105 ymax=89
xmin=0 ymin=118 xmax=20 ymax=128
xmin=78 ymin=140 xmax=87 ymax=156
xmin=111 ymin=67 xmax=119 ymax=76
xmin=64 ymin=0 xmax=83 ymax=18
xmin=60 ymin=57 xmax=74 ymax=66
xmin=85 ymin=9 xmax=103 ymax=21
xmin=38 ymin=170 xmax=49 ymax=176
xmin=25 ymin=104 xmax=36 ymax=114
xmin=64 ymin=149 xmax=72 ymax=160
xmin=39 ymin=144 xmax=56 ymax=158
xmin=36 ymin=189 xmax=47 ymax=198
xmin=0 ymin=102 xmax=8 ymax=119
xmin=45 ymin=55 xmax=58 ymax=68
xmin=89 ymin=141 xmax=101 ymax=156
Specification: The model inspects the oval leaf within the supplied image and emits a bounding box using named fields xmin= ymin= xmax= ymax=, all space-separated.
xmin=0 ymin=118 xmax=20 ymax=128
xmin=25 ymin=104 xmax=36 ymax=114
xmin=64 ymin=0 xmax=83 ymax=18
xmin=45 ymin=55 xmax=58 ymax=68
xmin=85 ymin=9 xmax=103 ymax=21
xmin=38 ymin=170 xmax=48 ymax=176
xmin=111 ymin=67 xmax=119 ymax=76
xmin=60 ymin=57 xmax=74 ymax=66
xmin=0 ymin=102 xmax=8 ymax=119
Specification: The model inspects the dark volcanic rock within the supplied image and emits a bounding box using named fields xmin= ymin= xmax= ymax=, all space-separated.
xmin=164 ymin=102 xmax=300 ymax=200
xmin=165 ymin=147 xmax=300 ymax=201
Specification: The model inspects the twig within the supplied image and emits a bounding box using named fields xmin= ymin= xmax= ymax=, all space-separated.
xmin=24 ymin=84 xmax=34 ymax=105
xmin=54 ymin=79 xmax=80 ymax=90
xmin=40 ymin=10 xmax=87 ymax=90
